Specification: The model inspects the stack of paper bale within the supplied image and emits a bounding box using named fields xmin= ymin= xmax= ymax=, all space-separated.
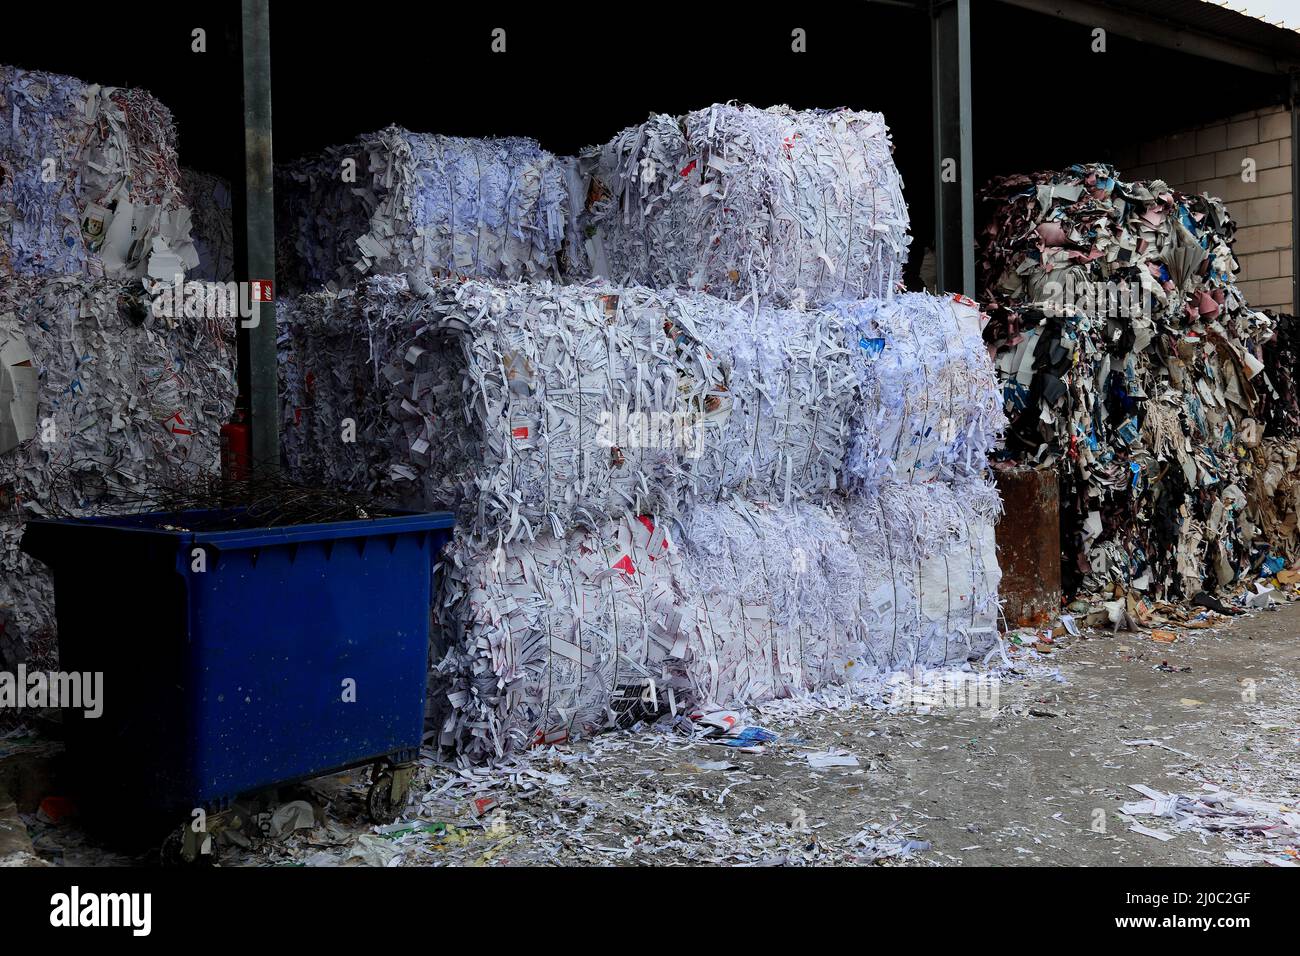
xmin=275 ymin=126 xmax=572 ymax=293
xmin=277 ymin=103 xmax=1002 ymax=759
xmin=978 ymin=162 xmax=1287 ymax=599
xmin=0 ymin=64 xmax=235 ymax=667
xmin=0 ymin=65 xmax=200 ymax=283
xmin=280 ymin=279 xmax=1002 ymax=758
xmin=573 ymin=104 xmax=911 ymax=307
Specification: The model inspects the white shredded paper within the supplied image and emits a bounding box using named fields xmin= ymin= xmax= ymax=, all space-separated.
xmin=276 ymin=127 xmax=570 ymax=292
xmin=430 ymin=483 xmax=1000 ymax=760
xmin=575 ymin=104 xmax=910 ymax=307
xmin=842 ymin=292 xmax=1006 ymax=490
xmin=281 ymin=276 xmax=859 ymax=540
xmin=0 ymin=276 xmax=236 ymax=650
xmin=0 ymin=64 xmax=199 ymax=283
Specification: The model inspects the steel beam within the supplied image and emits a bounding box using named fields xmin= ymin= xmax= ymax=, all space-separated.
xmin=237 ymin=0 xmax=278 ymax=473
xmin=931 ymin=0 xmax=975 ymax=296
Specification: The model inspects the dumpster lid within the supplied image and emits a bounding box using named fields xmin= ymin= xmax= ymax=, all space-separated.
xmin=23 ymin=508 xmax=455 ymax=553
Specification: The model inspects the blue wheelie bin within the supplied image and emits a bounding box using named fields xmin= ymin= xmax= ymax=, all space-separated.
xmin=21 ymin=507 xmax=454 ymax=851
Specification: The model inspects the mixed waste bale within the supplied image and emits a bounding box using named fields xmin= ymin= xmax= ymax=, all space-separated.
xmin=978 ymin=162 xmax=1287 ymax=599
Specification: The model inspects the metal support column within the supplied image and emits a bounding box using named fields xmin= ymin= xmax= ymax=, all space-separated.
xmin=237 ymin=0 xmax=278 ymax=473
xmin=931 ymin=0 xmax=974 ymax=297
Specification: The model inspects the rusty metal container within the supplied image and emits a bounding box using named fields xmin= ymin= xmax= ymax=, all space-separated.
xmin=993 ymin=466 xmax=1062 ymax=628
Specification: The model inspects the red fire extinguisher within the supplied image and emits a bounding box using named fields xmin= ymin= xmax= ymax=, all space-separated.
xmin=220 ymin=408 xmax=251 ymax=482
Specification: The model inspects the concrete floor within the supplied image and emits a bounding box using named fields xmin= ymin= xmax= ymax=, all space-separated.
xmin=373 ymin=599 xmax=1300 ymax=867
xmin=8 ymin=599 xmax=1300 ymax=866
xmin=760 ymin=602 xmax=1300 ymax=866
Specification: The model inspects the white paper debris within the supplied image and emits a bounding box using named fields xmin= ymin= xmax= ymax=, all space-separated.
xmin=1119 ymin=782 xmax=1300 ymax=863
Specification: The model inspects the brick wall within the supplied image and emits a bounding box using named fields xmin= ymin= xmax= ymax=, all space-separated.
xmin=1113 ymin=105 xmax=1295 ymax=315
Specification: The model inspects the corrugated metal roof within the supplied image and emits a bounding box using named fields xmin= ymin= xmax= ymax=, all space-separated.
xmin=1201 ymin=2 xmax=1299 ymax=34
xmin=1087 ymin=0 xmax=1300 ymax=56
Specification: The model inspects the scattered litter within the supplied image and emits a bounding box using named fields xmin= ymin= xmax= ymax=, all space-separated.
xmin=1119 ymin=782 xmax=1300 ymax=864
xmin=266 ymin=800 xmax=316 ymax=841
xmin=1121 ymin=739 xmax=1198 ymax=760
xmin=711 ymin=727 xmax=778 ymax=752
xmin=1128 ymin=823 xmax=1175 ymax=842
xmin=804 ymin=750 xmax=860 ymax=769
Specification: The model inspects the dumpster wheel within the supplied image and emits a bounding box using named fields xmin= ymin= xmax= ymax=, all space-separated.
xmin=161 ymin=825 xmax=217 ymax=867
xmin=366 ymin=774 xmax=399 ymax=824
xmin=366 ymin=760 xmax=414 ymax=824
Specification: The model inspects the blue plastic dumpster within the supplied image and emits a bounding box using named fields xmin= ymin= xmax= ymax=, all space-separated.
xmin=21 ymin=507 xmax=454 ymax=840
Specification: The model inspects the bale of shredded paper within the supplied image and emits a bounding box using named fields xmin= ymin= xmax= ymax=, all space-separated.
xmin=0 ymin=276 xmax=236 ymax=659
xmin=0 ymin=64 xmax=198 ymax=282
xmin=432 ymin=512 xmax=682 ymax=759
xmin=837 ymin=479 xmax=1002 ymax=671
xmin=181 ymin=168 xmax=235 ymax=282
xmin=677 ymin=500 xmax=850 ymax=708
xmin=279 ymin=276 xmax=860 ymax=542
xmin=678 ymin=484 xmax=1001 ymax=710
xmin=279 ymin=278 xmax=1008 ymax=545
xmin=432 ymin=483 xmax=1000 ymax=760
xmin=840 ymin=292 xmax=1005 ymax=490
xmin=276 ymin=127 xmax=571 ymax=292
xmin=576 ymin=103 xmax=910 ymax=307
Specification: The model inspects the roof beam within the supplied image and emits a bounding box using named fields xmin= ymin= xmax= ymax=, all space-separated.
xmin=998 ymin=0 xmax=1300 ymax=74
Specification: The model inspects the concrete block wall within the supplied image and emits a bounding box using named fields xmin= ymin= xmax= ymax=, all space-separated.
xmin=1113 ymin=105 xmax=1295 ymax=315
